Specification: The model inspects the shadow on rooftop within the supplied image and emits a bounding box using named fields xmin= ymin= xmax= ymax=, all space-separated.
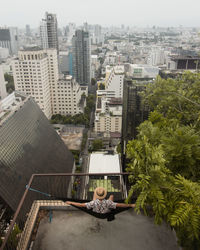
xmin=33 ymin=208 xmax=179 ymax=250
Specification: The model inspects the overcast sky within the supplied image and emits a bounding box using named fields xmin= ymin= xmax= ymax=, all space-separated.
xmin=0 ymin=0 xmax=200 ymax=28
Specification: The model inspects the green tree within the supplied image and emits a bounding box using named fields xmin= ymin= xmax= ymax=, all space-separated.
xmin=99 ymin=83 xmax=105 ymax=90
xmin=91 ymin=139 xmax=103 ymax=151
xmin=126 ymin=72 xmax=200 ymax=249
xmin=142 ymin=72 xmax=200 ymax=126
xmin=5 ymin=73 xmax=15 ymax=94
xmin=91 ymin=78 xmax=97 ymax=85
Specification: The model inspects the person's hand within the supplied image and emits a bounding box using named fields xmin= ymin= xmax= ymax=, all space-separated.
xmin=131 ymin=204 xmax=136 ymax=208
xmin=66 ymin=201 xmax=72 ymax=205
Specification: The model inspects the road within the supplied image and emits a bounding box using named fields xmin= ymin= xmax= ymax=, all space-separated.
xmin=78 ymin=109 xmax=95 ymax=199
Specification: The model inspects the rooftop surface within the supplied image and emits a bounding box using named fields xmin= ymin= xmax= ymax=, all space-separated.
xmin=32 ymin=209 xmax=179 ymax=250
xmin=89 ymin=153 xmax=120 ymax=173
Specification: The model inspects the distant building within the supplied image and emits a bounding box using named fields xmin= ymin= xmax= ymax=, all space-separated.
xmin=55 ymin=75 xmax=87 ymax=115
xmin=13 ymin=47 xmax=87 ymax=118
xmin=147 ymin=48 xmax=165 ymax=66
xmin=0 ymin=27 xmax=19 ymax=55
xmin=127 ymin=64 xmax=159 ymax=80
xmin=13 ymin=47 xmax=58 ymax=118
xmin=0 ymin=47 xmax=9 ymax=60
xmin=95 ymin=96 xmax=122 ymax=134
xmin=92 ymin=25 xmax=104 ymax=45
xmin=72 ymin=30 xmax=91 ymax=85
xmin=40 ymin=12 xmax=59 ymax=52
xmin=91 ymin=55 xmax=99 ymax=79
xmin=105 ymin=65 xmax=124 ymax=98
xmin=59 ymin=51 xmax=73 ymax=76
xmin=169 ymin=55 xmax=200 ymax=70
xmin=0 ymin=65 xmax=7 ymax=100
xmin=26 ymin=24 xmax=31 ymax=36
xmin=0 ymin=92 xmax=74 ymax=211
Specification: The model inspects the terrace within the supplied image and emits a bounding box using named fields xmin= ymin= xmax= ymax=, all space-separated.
xmin=0 ymin=173 xmax=179 ymax=250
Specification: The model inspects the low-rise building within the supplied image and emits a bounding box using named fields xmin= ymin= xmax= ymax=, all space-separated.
xmin=95 ymin=97 xmax=122 ymax=134
xmin=53 ymin=75 xmax=87 ymax=115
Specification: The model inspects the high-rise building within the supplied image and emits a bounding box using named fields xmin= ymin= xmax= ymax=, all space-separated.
xmin=13 ymin=47 xmax=59 ymax=118
xmin=72 ymin=30 xmax=91 ymax=85
xmin=0 ymin=92 xmax=74 ymax=211
xmin=13 ymin=47 xmax=87 ymax=118
xmin=0 ymin=27 xmax=19 ymax=55
xmin=0 ymin=65 xmax=7 ymax=100
xmin=40 ymin=12 xmax=59 ymax=52
xmin=92 ymin=25 xmax=104 ymax=45
xmin=105 ymin=65 xmax=124 ymax=98
xmin=121 ymin=79 xmax=149 ymax=170
xmin=26 ymin=24 xmax=31 ymax=36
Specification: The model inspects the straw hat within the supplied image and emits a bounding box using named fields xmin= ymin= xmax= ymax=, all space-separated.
xmin=94 ymin=187 xmax=107 ymax=200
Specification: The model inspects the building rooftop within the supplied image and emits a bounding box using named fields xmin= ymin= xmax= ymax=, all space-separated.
xmin=21 ymin=46 xmax=43 ymax=51
xmin=0 ymin=91 xmax=27 ymax=124
xmin=89 ymin=152 xmax=120 ymax=173
xmin=32 ymin=208 xmax=179 ymax=250
xmin=109 ymin=97 xmax=123 ymax=105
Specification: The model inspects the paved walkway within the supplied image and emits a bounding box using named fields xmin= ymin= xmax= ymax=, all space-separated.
xmin=33 ymin=209 xmax=180 ymax=250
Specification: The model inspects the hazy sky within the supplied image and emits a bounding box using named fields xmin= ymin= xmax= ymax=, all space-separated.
xmin=0 ymin=0 xmax=200 ymax=28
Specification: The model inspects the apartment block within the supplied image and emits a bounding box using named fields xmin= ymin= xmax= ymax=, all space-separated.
xmin=95 ymin=97 xmax=122 ymax=134
xmin=105 ymin=65 xmax=124 ymax=98
xmin=13 ymin=47 xmax=87 ymax=118
xmin=13 ymin=47 xmax=58 ymax=118
xmin=53 ymin=75 xmax=87 ymax=115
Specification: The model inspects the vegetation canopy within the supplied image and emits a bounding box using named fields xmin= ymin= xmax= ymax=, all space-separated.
xmin=126 ymin=72 xmax=200 ymax=249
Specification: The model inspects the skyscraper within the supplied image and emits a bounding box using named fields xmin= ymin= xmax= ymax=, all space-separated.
xmin=72 ymin=30 xmax=91 ymax=85
xmin=121 ymin=79 xmax=149 ymax=170
xmin=40 ymin=12 xmax=59 ymax=52
xmin=0 ymin=27 xmax=19 ymax=55
xmin=25 ymin=24 xmax=31 ymax=36
xmin=0 ymin=92 xmax=74 ymax=211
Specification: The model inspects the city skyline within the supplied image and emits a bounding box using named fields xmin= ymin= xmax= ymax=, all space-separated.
xmin=0 ymin=0 xmax=200 ymax=28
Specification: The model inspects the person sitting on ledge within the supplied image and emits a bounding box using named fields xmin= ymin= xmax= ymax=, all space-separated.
xmin=66 ymin=187 xmax=135 ymax=214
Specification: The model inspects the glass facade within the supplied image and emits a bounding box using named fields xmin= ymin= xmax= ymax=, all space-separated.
xmin=0 ymin=97 xmax=74 ymax=211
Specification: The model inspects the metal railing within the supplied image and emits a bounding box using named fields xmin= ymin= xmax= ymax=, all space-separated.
xmin=0 ymin=172 xmax=130 ymax=250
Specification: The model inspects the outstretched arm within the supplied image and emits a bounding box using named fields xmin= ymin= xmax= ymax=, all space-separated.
xmin=116 ymin=203 xmax=135 ymax=208
xmin=66 ymin=201 xmax=86 ymax=207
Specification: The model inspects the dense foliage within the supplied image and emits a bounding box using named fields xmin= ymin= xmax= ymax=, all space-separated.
xmin=126 ymin=72 xmax=200 ymax=249
xmin=5 ymin=73 xmax=15 ymax=94
xmin=89 ymin=139 xmax=103 ymax=152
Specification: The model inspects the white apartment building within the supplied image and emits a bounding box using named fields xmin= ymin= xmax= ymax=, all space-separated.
xmin=0 ymin=47 xmax=9 ymax=60
xmin=95 ymin=97 xmax=122 ymax=134
xmin=91 ymin=55 xmax=100 ymax=79
xmin=13 ymin=48 xmax=58 ymax=118
xmin=54 ymin=75 xmax=87 ymax=115
xmin=105 ymin=65 xmax=124 ymax=98
xmin=12 ymin=47 xmax=87 ymax=118
xmin=0 ymin=65 xmax=7 ymax=100
xmin=147 ymin=48 xmax=165 ymax=66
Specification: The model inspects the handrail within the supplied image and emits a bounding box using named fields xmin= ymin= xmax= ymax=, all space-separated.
xmin=0 ymin=172 xmax=131 ymax=250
